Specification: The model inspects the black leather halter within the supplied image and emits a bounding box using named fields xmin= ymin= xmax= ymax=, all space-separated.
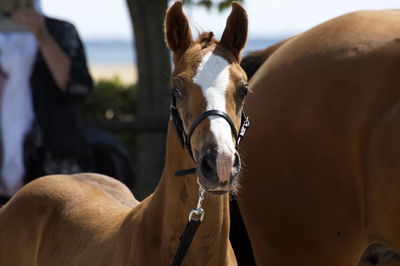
xmin=170 ymin=94 xmax=250 ymax=166
xmin=169 ymin=93 xmax=250 ymax=266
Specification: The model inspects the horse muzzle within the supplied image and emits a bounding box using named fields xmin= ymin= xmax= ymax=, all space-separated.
xmin=197 ymin=145 xmax=241 ymax=194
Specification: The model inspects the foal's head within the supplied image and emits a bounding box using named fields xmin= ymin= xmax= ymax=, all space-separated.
xmin=165 ymin=1 xmax=248 ymax=194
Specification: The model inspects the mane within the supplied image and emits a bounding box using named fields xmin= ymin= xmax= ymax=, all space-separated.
xmin=240 ymin=37 xmax=294 ymax=80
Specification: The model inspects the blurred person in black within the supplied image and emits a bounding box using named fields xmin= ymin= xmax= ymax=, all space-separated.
xmin=0 ymin=0 xmax=93 ymax=200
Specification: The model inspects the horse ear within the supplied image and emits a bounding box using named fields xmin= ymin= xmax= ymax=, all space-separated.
xmin=220 ymin=2 xmax=248 ymax=60
xmin=164 ymin=1 xmax=193 ymax=56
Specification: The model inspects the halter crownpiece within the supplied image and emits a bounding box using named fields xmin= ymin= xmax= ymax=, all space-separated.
xmin=170 ymin=93 xmax=250 ymax=175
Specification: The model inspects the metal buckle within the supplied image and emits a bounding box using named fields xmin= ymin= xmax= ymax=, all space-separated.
xmin=240 ymin=119 xmax=250 ymax=136
xmin=237 ymin=117 xmax=250 ymax=144
xmin=188 ymin=187 xmax=205 ymax=221
xmin=188 ymin=208 xmax=205 ymax=222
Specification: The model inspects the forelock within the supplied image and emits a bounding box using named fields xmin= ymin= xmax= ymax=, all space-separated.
xmin=196 ymin=32 xmax=218 ymax=49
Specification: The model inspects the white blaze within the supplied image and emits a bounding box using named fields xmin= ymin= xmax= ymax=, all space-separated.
xmin=193 ymin=51 xmax=235 ymax=183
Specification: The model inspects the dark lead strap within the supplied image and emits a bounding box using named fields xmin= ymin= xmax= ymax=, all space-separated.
xmin=171 ymin=188 xmax=205 ymax=266
xmin=171 ymin=219 xmax=201 ymax=266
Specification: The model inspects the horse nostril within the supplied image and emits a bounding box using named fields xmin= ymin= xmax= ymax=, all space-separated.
xmin=200 ymin=155 xmax=215 ymax=177
xmin=233 ymin=152 xmax=241 ymax=171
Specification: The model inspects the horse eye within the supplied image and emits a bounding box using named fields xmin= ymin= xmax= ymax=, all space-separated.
xmin=173 ymin=87 xmax=183 ymax=99
xmin=238 ymin=84 xmax=249 ymax=100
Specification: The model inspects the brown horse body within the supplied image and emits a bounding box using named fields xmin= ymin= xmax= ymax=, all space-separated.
xmin=0 ymin=2 xmax=250 ymax=265
xmin=238 ymin=10 xmax=400 ymax=265
xmin=0 ymin=124 xmax=235 ymax=266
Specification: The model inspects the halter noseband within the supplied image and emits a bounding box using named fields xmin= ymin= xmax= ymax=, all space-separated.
xmin=170 ymin=94 xmax=250 ymax=164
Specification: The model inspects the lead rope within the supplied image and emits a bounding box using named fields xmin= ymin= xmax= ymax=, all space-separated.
xmin=171 ymin=187 xmax=206 ymax=266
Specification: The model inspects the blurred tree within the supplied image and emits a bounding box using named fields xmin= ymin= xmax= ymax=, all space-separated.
xmin=126 ymin=0 xmax=243 ymax=199
xmin=126 ymin=0 xmax=170 ymax=200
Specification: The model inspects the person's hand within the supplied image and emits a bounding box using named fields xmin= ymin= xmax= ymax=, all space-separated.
xmin=11 ymin=9 xmax=48 ymax=41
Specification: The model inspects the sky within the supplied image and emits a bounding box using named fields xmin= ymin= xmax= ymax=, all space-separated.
xmin=41 ymin=0 xmax=399 ymax=41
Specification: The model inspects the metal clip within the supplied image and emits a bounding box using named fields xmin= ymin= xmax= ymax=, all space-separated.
xmin=237 ymin=118 xmax=250 ymax=145
xmin=239 ymin=119 xmax=250 ymax=137
xmin=188 ymin=187 xmax=206 ymax=221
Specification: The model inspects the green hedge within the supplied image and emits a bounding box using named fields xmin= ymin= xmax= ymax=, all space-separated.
xmin=83 ymin=77 xmax=137 ymax=121
xmin=83 ymin=77 xmax=138 ymax=159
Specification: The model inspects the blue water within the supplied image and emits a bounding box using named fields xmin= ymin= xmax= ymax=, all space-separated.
xmin=84 ymin=40 xmax=135 ymax=64
xmin=83 ymin=38 xmax=285 ymax=65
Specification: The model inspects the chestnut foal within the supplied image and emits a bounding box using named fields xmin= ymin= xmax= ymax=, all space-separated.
xmin=0 ymin=2 xmax=249 ymax=266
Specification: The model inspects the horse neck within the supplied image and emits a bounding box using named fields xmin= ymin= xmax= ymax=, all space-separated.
xmin=126 ymin=119 xmax=234 ymax=265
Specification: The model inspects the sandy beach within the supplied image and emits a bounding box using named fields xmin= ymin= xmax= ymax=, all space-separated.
xmin=89 ymin=63 xmax=138 ymax=84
